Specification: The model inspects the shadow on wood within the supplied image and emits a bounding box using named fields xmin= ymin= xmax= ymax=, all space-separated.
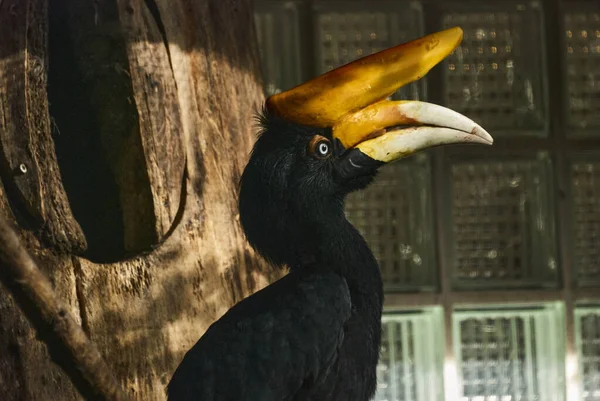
xmin=0 ymin=0 xmax=283 ymax=400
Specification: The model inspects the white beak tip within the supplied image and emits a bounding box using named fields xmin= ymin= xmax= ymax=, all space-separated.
xmin=397 ymin=101 xmax=494 ymax=145
xmin=472 ymin=125 xmax=494 ymax=145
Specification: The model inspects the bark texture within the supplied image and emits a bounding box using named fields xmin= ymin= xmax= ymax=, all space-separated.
xmin=0 ymin=0 xmax=280 ymax=399
xmin=0 ymin=214 xmax=127 ymax=400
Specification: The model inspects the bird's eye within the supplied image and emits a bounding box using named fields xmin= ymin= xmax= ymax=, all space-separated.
xmin=317 ymin=142 xmax=329 ymax=155
xmin=308 ymin=135 xmax=332 ymax=159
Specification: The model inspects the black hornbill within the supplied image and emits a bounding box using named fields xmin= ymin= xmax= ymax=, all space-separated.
xmin=167 ymin=27 xmax=493 ymax=401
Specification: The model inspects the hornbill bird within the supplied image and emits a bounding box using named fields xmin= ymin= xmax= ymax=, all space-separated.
xmin=167 ymin=27 xmax=493 ymax=401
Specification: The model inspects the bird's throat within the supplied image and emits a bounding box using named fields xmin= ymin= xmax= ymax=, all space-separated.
xmin=324 ymin=217 xmax=382 ymax=297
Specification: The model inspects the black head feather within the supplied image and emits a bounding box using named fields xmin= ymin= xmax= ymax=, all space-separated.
xmin=239 ymin=109 xmax=378 ymax=268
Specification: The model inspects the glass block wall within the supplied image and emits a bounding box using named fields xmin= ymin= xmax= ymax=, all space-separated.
xmin=254 ymin=0 xmax=600 ymax=399
xmin=449 ymin=153 xmax=558 ymax=288
xmin=376 ymin=309 xmax=444 ymax=401
xmin=571 ymin=157 xmax=600 ymax=287
xmin=563 ymin=4 xmax=600 ymax=134
xmin=441 ymin=2 xmax=546 ymax=134
xmin=253 ymin=0 xmax=574 ymax=292
xmin=454 ymin=304 xmax=566 ymax=401
xmin=575 ymin=307 xmax=600 ymax=401
xmin=345 ymin=155 xmax=436 ymax=291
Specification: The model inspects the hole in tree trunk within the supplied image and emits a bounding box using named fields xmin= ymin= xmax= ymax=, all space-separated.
xmin=47 ymin=0 xmax=158 ymax=263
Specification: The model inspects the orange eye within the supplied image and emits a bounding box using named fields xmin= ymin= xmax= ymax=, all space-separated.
xmin=307 ymin=135 xmax=332 ymax=159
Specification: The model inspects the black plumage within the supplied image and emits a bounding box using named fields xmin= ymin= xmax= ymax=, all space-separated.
xmin=167 ymin=112 xmax=384 ymax=401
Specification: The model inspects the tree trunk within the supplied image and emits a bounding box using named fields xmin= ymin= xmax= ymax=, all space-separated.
xmin=0 ymin=0 xmax=279 ymax=399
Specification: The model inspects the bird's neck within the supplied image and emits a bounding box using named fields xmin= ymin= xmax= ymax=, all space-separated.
xmin=239 ymin=178 xmax=383 ymax=318
xmin=295 ymin=209 xmax=384 ymax=322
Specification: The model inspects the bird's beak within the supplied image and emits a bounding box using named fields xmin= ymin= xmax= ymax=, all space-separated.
xmin=333 ymin=100 xmax=493 ymax=163
xmin=266 ymin=27 xmax=493 ymax=166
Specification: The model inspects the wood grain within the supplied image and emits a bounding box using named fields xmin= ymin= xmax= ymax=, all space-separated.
xmin=0 ymin=0 xmax=283 ymax=399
